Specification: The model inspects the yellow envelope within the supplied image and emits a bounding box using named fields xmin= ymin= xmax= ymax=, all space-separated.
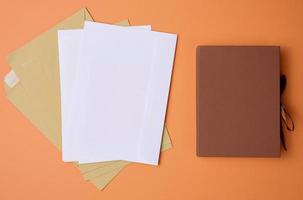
xmin=4 ymin=8 xmax=172 ymax=189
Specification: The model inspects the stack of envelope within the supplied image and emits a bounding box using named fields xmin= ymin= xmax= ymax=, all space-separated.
xmin=3 ymin=8 xmax=175 ymax=189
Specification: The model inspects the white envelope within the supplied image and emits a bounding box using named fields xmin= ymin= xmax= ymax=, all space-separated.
xmin=58 ymin=24 xmax=152 ymax=162
xmin=63 ymin=21 xmax=177 ymax=165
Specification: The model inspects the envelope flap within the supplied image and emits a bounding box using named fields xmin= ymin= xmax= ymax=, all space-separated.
xmin=6 ymin=8 xmax=92 ymax=67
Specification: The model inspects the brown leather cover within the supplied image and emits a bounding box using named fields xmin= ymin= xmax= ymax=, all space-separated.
xmin=196 ymin=46 xmax=280 ymax=157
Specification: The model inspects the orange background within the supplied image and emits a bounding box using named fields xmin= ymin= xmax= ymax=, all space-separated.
xmin=0 ymin=0 xmax=302 ymax=199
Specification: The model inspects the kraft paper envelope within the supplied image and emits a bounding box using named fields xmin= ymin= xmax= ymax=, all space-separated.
xmin=4 ymin=73 xmax=172 ymax=188
xmin=3 ymin=79 xmax=172 ymax=170
xmin=4 ymin=8 xmax=172 ymax=189
xmin=3 ymin=80 xmax=172 ymax=188
xmin=91 ymin=164 xmax=127 ymax=190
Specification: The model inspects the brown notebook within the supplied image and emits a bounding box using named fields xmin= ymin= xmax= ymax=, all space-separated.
xmin=196 ymin=46 xmax=280 ymax=157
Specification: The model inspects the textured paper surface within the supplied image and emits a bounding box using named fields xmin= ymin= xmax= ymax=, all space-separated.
xmin=196 ymin=46 xmax=280 ymax=157
xmin=4 ymin=8 xmax=172 ymax=189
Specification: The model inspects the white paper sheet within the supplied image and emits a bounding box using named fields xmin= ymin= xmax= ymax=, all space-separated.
xmin=60 ymin=22 xmax=177 ymax=165
xmin=58 ymin=24 xmax=152 ymax=162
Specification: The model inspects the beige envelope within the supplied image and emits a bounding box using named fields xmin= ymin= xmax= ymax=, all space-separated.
xmin=4 ymin=8 xmax=172 ymax=190
xmin=4 ymin=80 xmax=172 ymax=189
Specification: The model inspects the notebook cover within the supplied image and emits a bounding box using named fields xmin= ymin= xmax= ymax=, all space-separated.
xmin=196 ymin=46 xmax=280 ymax=157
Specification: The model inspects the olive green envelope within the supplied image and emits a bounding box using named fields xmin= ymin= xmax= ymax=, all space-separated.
xmin=4 ymin=8 xmax=172 ymax=190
